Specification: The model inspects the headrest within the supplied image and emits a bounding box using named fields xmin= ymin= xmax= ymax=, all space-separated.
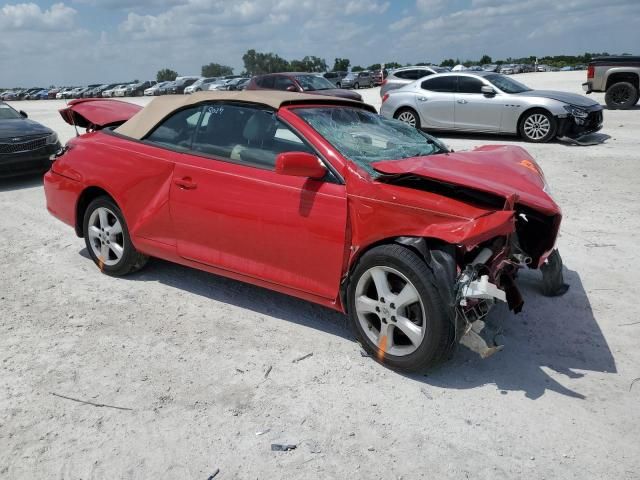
xmin=243 ymin=111 xmax=276 ymax=143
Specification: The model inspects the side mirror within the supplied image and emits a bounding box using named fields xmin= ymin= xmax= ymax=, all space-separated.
xmin=481 ymin=85 xmax=496 ymax=96
xmin=19 ymin=110 xmax=28 ymax=118
xmin=275 ymin=152 xmax=327 ymax=179
xmin=286 ymin=85 xmax=297 ymax=92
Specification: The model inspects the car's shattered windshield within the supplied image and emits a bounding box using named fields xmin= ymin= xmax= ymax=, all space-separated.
xmin=295 ymin=107 xmax=446 ymax=176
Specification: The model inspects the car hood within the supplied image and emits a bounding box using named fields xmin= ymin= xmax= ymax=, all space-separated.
xmin=373 ymin=145 xmax=559 ymax=214
xmin=308 ymin=89 xmax=362 ymax=101
xmin=0 ymin=118 xmax=52 ymax=140
xmin=59 ymin=98 xmax=142 ymax=129
xmin=517 ymin=90 xmax=599 ymax=107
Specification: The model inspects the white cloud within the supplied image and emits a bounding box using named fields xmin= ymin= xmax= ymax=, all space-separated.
xmin=0 ymin=2 xmax=77 ymax=31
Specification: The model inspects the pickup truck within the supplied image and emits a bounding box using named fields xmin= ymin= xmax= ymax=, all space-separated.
xmin=583 ymin=56 xmax=640 ymax=109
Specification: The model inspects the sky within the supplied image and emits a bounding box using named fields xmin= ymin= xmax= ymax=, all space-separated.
xmin=0 ymin=0 xmax=638 ymax=86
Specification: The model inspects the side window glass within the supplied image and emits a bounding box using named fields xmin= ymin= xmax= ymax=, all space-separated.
xmin=416 ymin=70 xmax=432 ymax=79
xmin=191 ymin=104 xmax=314 ymax=171
xmin=274 ymin=76 xmax=295 ymax=91
xmin=457 ymin=76 xmax=484 ymax=94
xmin=421 ymin=76 xmax=456 ymax=92
xmin=260 ymin=76 xmax=275 ymax=88
xmin=145 ymin=106 xmax=203 ymax=149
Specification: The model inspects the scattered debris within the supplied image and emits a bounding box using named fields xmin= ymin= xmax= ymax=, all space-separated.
xmin=235 ymin=368 xmax=245 ymax=374
xmin=359 ymin=349 xmax=369 ymax=357
xmin=271 ymin=443 xmax=296 ymax=451
xmin=619 ymin=321 xmax=640 ymax=327
xmin=367 ymin=446 xmax=375 ymax=451
xmin=264 ymin=366 xmax=272 ymax=379
xmin=292 ymin=352 xmax=313 ymax=363
xmin=256 ymin=429 xmax=271 ymax=436
xmin=420 ymin=388 xmax=432 ymax=399
xmin=50 ymin=392 xmax=133 ymax=411
xmin=630 ymin=378 xmax=640 ymax=392
xmin=585 ymin=243 xmax=616 ymax=248
xmin=206 ymin=468 xmax=220 ymax=479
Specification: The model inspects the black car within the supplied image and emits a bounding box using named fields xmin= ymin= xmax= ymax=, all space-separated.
xmin=168 ymin=77 xmax=198 ymax=94
xmin=0 ymin=102 xmax=61 ymax=178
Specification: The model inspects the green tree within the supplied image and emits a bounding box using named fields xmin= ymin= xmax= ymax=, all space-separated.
xmin=367 ymin=63 xmax=381 ymax=71
xmin=242 ymin=49 xmax=290 ymax=75
xmin=333 ymin=58 xmax=350 ymax=71
xmin=290 ymin=56 xmax=328 ymax=72
xmin=351 ymin=65 xmax=364 ymax=72
xmin=157 ymin=68 xmax=178 ymax=82
xmin=440 ymin=58 xmax=455 ymax=67
xmin=479 ymin=54 xmax=492 ymax=64
xmin=201 ymin=63 xmax=234 ymax=77
xmin=384 ymin=61 xmax=402 ymax=69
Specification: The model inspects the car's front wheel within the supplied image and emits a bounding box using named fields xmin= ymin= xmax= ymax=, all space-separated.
xmin=519 ymin=109 xmax=557 ymax=142
xmin=605 ymin=82 xmax=639 ymax=110
xmin=354 ymin=82 xmax=359 ymax=89
xmin=394 ymin=108 xmax=421 ymax=129
xmin=347 ymin=245 xmax=454 ymax=371
xmin=83 ymin=196 xmax=148 ymax=276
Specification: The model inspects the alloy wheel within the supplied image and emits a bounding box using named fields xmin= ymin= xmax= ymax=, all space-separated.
xmin=354 ymin=266 xmax=426 ymax=356
xmin=397 ymin=111 xmax=417 ymax=127
xmin=87 ymin=207 xmax=124 ymax=266
xmin=523 ymin=113 xmax=551 ymax=140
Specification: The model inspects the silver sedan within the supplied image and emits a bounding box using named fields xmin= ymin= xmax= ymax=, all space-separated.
xmin=380 ymin=72 xmax=603 ymax=142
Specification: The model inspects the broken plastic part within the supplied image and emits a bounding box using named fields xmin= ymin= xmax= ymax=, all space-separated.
xmin=459 ymin=320 xmax=504 ymax=359
xmin=540 ymin=249 xmax=570 ymax=296
xmin=460 ymin=275 xmax=507 ymax=305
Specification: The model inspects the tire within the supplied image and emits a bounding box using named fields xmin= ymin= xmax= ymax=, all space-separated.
xmin=336 ymin=83 xmax=341 ymax=88
xmin=519 ymin=109 xmax=557 ymax=143
xmin=82 ymin=196 xmax=148 ymax=276
xmin=394 ymin=107 xmax=421 ymax=129
xmin=354 ymin=82 xmax=359 ymax=89
xmin=605 ymin=82 xmax=639 ymax=110
xmin=347 ymin=244 xmax=455 ymax=372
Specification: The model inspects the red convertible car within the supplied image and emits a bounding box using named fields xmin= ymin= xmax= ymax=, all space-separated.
xmin=44 ymin=91 xmax=568 ymax=371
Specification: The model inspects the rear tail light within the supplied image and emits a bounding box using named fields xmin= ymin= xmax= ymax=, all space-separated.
xmin=587 ymin=65 xmax=594 ymax=79
xmin=382 ymin=93 xmax=389 ymax=104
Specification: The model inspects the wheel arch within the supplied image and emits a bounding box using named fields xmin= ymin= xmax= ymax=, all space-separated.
xmin=75 ymin=186 xmax=117 ymax=237
xmin=605 ymin=71 xmax=639 ymax=90
xmin=340 ymin=236 xmax=457 ymax=314
xmin=516 ymin=106 xmax=557 ymax=134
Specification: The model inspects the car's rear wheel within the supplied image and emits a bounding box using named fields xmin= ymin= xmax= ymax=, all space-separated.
xmin=354 ymin=82 xmax=360 ymax=89
xmin=519 ymin=109 xmax=557 ymax=142
xmin=394 ymin=108 xmax=421 ymax=129
xmin=347 ymin=245 xmax=455 ymax=371
xmin=605 ymin=82 xmax=639 ymax=110
xmin=336 ymin=83 xmax=341 ymax=88
xmin=83 ymin=196 xmax=148 ymax=276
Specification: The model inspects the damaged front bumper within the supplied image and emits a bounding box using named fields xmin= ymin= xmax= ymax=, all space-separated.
xmin=557 ymin=106 xmax=603 ymax=138
xmin=455 ymin=248 xmax=569 ymax=359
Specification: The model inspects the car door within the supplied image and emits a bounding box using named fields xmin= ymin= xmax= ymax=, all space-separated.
xmin=156 ymin=102 xmax=348 ymax=300
xmin=454 ymin=75 xmax=503 ymax=132
xmin=415 ymin=76 xmax=456 ymax=129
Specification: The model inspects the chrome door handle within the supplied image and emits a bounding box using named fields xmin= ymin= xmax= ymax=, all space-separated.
xmin=457 ymin=99 xmax=468 ymax=104
xmin=417 ymin=96 xmax=428 ymax=102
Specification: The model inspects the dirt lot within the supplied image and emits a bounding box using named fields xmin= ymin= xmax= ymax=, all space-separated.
xmin=1 ymin=71 xmax=639 ymax=479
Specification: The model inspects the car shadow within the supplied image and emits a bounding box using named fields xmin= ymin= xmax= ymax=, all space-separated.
xmin=79 ymin=248 xmax=615 ymax=399
xmin=411 ymin=266 xmax=616 ymax=400
xmin=433 ymin=131 xmax=609 ymax=147
xmin=78 ymin=249 xmax=350 ymax=340
xmin=0 ymin=174 xmax=43 ymax=192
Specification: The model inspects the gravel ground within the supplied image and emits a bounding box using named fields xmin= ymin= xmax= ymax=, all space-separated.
xmin=1 ymin=71 xmax=639 ymax=479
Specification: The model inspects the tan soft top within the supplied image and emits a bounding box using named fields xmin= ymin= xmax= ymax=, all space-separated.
xmin=115 ymin=90 xmax=375 ymax=140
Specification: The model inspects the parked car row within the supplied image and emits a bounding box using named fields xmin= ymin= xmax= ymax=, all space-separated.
xmin=1 ymin=81 xmax=159 ymax=101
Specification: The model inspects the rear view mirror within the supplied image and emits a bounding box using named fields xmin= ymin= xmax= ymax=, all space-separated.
xmin=19 ymin=110 xmax=28 ymax=118
xmin=481 ymin=85 xmax=495 ymax=96
xmin=275 ymin=151 xmax=327 ymax=179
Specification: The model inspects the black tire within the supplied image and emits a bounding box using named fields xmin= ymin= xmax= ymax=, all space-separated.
xmin=394 ymin=107 xmax=421 ymax=129
xmin=82 ymin=196 xmax=148 ymax=276
xmin=336 ymin=83 xmax=341 ymax=88
xmin=354 ymin=82 xmax=359 ymax=89
xmin=347 ymin=244 xmax=455 ymax=372
xmin=605 ymin=82 xmax=639 ymax=110
xmin=518 ymin=109 xmax=557 ymax=143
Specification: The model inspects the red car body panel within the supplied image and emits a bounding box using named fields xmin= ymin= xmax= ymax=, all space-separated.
xmin=59 ymin=99 xmax=142 ymax=129
xmin=44 ymin=99 xmax=562 ymax=313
